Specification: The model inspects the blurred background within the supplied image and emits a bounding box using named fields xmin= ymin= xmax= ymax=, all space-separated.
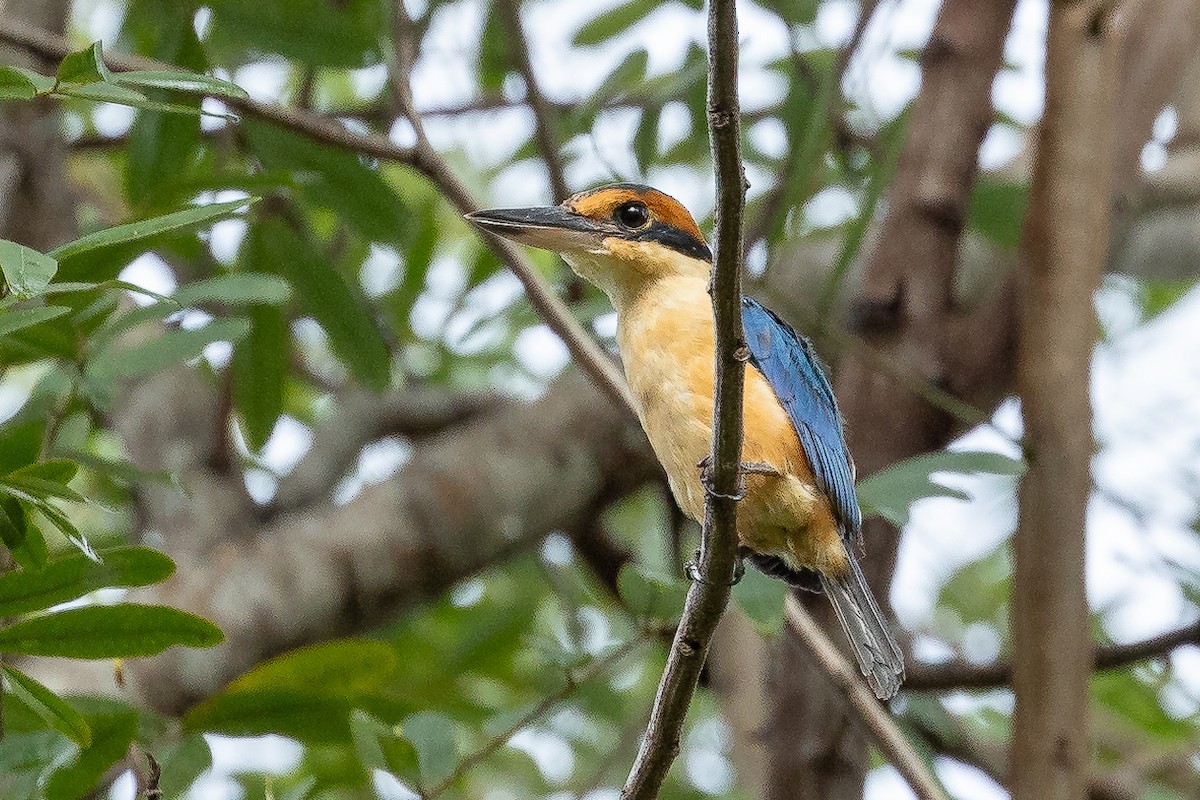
xmin=0 ymin=0 xmax=1198 ymax=798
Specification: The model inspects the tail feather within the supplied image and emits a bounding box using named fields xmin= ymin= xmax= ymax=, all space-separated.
xmin=819 ymin=556 xmax=905 ymax=700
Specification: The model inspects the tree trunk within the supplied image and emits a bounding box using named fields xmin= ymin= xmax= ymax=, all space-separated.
xmin=1011 ymin=6 xmax=1123 ymax=800
xmin=764 ymin=1 xmax=1018 ymax=795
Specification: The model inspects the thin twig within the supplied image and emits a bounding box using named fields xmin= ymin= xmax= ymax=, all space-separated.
xmin=902 ymin=701 xmax=1143 ymax=800
xmin=619 ymin=0 xmax=747 ymax=796
xmin=904 ymin=619 xmax=1200 ymax=691
xmin=785 ymin=597 xmax=950 ymax=800
xmin=743 ymin=0 xmax=881 ymax=252
xmin=426 ymin=633 xmax=648 ymax=798
xmin=497 ymin=0 xmax=569 ymax=202
xmin=0 ymin=18 xmax=634 ymax=415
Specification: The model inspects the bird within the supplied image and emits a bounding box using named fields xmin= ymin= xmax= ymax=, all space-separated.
xmin=466 ymin=183 xmax=904 ymax=699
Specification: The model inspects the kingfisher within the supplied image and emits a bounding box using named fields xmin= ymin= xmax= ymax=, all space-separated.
xmin=466 ymin=183 xmax=904 ymax=699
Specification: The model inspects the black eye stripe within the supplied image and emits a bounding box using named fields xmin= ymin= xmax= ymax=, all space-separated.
xmin=633 ymin=222 xmax=712 ymax=261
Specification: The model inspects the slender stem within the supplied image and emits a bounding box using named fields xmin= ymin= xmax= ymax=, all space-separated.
xmin=904 ymin=619 xmax=1200 ymax=691
xmin=497 ymin=0 xmax=570 ymax=202
xmin=785 ymin=597 xmax=950 ymax=800
xmin=426 ymin=634 xmax=647 ymax=798
xmin=619 ymin=0 xmax=747 ymax=796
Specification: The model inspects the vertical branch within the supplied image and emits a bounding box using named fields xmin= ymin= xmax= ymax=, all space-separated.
xmin=766 ymin=3 xmax=1018 ymax=797
xmin=1012 ymin=6 xmax=1124 ymax=800
xmin=496 ymin=0 xmax=570 ymax=202
xmin=619 ymin=0 xmax=747 ymax=796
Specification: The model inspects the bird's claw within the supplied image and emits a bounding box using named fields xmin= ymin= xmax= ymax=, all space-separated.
xmin=696 ymin=456 xmax=779 ymax=501
xmin=685 ymin=548 xmax=746 ymax=586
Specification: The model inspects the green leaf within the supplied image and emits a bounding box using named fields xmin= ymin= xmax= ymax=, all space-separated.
xmin=0 ymin=546 xmax=175 ymax=617
xmin=65 ymin=451 xmax=177 ymax=489
xmin=0 ymin=459 xmax=87 ymax=509
xmin=89 ymin=317 xmax=250 ymax=381
xmin=233 ymin=304 xmax=288 ymax=450
xmin=6 ymin=490 xmax=96 ymax=562
xmin=0 ymin=66 xmax=38 ymax=99
xmin=968 ymin=179 xmax=1027 ymax=250
xmin=732 ymin=566 xmax=787 ymax=635
xmin=1138 ymin=278 xmax=1195 ymax=322
xmin=0 ymin=603 xmax=223 ymax=658
xmin=57 ymin=81 xmax=148 ymax=105
xmin=204 ymin=0 xmax=383 ymax=68
xmin=55 ymin=42 xmax=110 ymax=86
xmin=857 ymin=449 xmax=1024 ymax=527
xmin=404 ymin=712 xmax=459 ymax=787
xmin=244 ymin=121 xmax=411 ymax=247
xmin=938 ymin=543 xmax=1010 ymax=626
xmin=184 ymin=688 xmax=356 ymax=744
xmin=48 ymin=197 xmax=257 ymax=262
xmin=2 ymin=664 xmax=92 ymax=746
xmin=0 ymin=240 xmax=59 ymax=298
xmin=59 ymin=82 xmax=234 ymax=119
xmin=573 ymin=0 xmax=655 ymax=46
xmin=0 ymin=305 xmax=71 ymax=338
xmin=617 ymin=563 xmax=687 ymax=625
xmin=9 ymin=458 xmax=78 ymax=486
xmin=123 ymin=7 xmax=207 ymax=205
xmin=227 ymin=639 xmax=397 ymax=695
xmin=350 ymin=709 xmax=421 ymax=785
xmin=44 ymin=710 xmax=137 ymax=800
xmin=256 ymin=219 xmax=391 ymax=389
xmin=0 ymin=419 xmax=43 ymax=475
xmin=186 ymin=640 xmax=397 ymax=745
xmin=0 ymin=474 xmax=86 ymax=505
xmin=2 ymin=65 xmax=56 ymax=94
xmin=175 ymin=273 xmax=292 ymax=306
xmin=0 ymin=498 xmax=48 ymax=570
xmin=1092 ymin=670 xmax=1195 ymax=742
xmin=477 ymin=4 xmax=508 ymax=92
xmin=113 ymin=69 xmax=248 ymax=99
xmin=156 ymin=734 xmax=212 ymax=799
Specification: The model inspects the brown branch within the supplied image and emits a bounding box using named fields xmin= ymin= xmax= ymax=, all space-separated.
xmin=0 ymin=17 xmax=634 ymax=415
xmin=785 ymin=598 xmax=949 ymax=800
xmin=497 ymin=0 xmax=569 ymax=202
xmin=904 ymin=620 xmax=1200 ymax=691
xmin=904 ymin=702 xmax=1142 ymax=800
xmin=619 ymin=1 xmax=747 ymax=796
xmin=19 ymin=373 xmax=654 ymax=714
xmin=1011 ymin=7 xmax=1124 ymax=800
xmin=271 ymin=388 xmax=500 ymax=514
xmin=1109 ymin=0 xmax=1200 ymax=213
xmin=833 ymin=0 xmax=880 ymax=84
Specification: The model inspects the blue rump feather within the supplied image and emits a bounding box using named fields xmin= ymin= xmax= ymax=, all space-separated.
xmin=741 ymin=297 xmax=862 ymax=543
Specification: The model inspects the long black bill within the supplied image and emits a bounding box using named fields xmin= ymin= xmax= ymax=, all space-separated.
xmin=464 ymin=206 xmax=607 ymax=237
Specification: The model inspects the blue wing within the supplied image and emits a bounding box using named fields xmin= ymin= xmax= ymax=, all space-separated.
xmin=741 ymin=297 xmax=862 ymax=540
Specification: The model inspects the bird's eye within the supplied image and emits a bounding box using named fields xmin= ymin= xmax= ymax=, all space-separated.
xmin=614 ymin=202 xmax=650 ymax=229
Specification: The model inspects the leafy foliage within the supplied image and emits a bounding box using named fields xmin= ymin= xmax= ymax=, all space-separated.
xmin=0 ymin=2 xmax=1195 ymax=799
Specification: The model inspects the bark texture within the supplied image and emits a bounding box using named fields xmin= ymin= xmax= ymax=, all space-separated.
xmin=1011 ymin=7 xmax=1123 ymax=800
xmin=765 ymin=3 xmax=1019 ymax=797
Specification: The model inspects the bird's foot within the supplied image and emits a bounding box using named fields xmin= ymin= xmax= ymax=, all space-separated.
xmin=696 ymin=456 xmax=780 ymax=501
xmin=685 ymin=548 xmax=746 ymax=586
